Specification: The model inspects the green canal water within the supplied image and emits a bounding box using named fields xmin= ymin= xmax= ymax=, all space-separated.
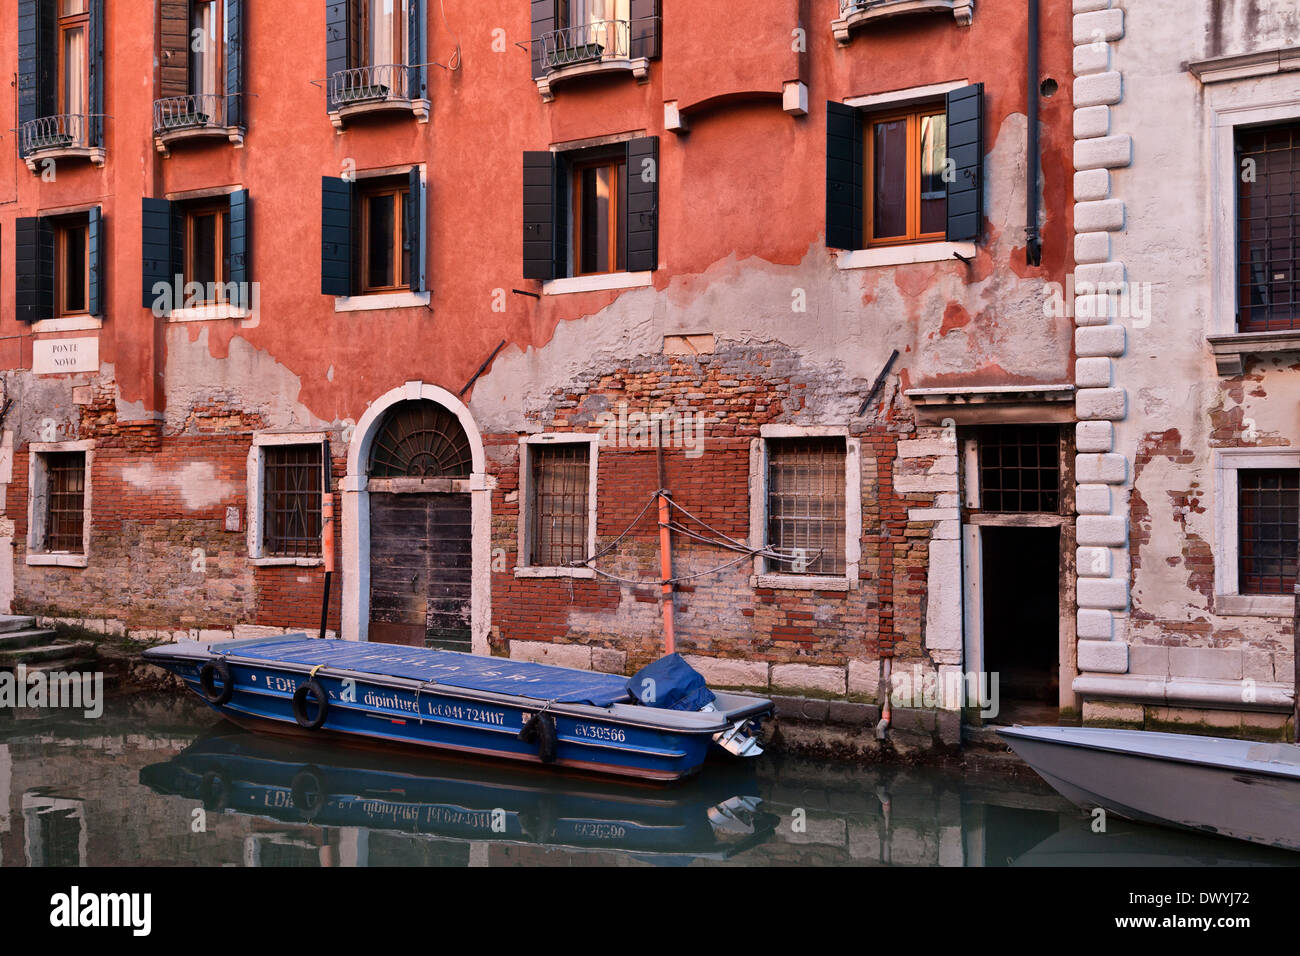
xmin=0 ymin=690 xmax=1295 ymax=867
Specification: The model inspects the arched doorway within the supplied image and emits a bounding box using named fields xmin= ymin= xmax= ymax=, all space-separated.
xmin=342 ymin=382 xmax=490 ymax=653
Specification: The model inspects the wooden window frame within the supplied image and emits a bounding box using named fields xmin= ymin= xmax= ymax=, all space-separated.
xmin=864 ymin=105 xmax=946 ymax=248
xmin=359 ymin=0 xmax=407 ymax=68
xmin=358 ymin=181 xmax=409 ymax=294
xmin=184 ymin=201 xmax=231 ymax=304
xmin=54 ymin=217 xmax=90 ymax=318
xmin=189 ymin=0 xmax=225 ymax=100
xmin=57 ymin=2 xmax=90 ymax=118
xmin=571 ymin=157 xmax=624 ymax=277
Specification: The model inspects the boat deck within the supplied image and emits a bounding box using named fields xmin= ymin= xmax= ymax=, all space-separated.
xmin=213 ymin=636 xmax=634 ymax=707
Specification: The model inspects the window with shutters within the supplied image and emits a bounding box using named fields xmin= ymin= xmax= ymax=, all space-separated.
xmin=325 ymin=0 xmax=427 ymax=126
xmin=53 ymin=213 xmax=90 ymax=317
xmin=16 ymin=208 xmax=102 ymax=325
xmin=154 ymin=0 xmax=244 ymax=149
xmin=1236 ymin=121 xmax=1300 ymax=333
xmin=572 ymin=158 xmax=627 ymax=276
xmin=516 ymin=436 xmax=598 ymax=578
xmin=532 ymin=0 xmax=658 ymax=101
xmin=141 ymin=191 xmax=250 ymax=317
xmin=18 ymin=0 xmax=105 ymax=165
xmin=866 ymin=106 xmax=947 ymax=246
xmin=360 ymin=177 xmax=410 ymax=293
xmin=26 ymin=442 xmax=93 ymax=568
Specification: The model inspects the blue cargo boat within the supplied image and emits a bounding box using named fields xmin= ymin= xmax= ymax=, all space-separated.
xmin=143 ymin=636 xmax=772 ymax=781
xmin=140 ymin=730 xmax=779 ymax=859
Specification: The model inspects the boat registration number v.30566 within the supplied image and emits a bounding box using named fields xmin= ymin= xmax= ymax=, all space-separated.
xmin=574 ymin=724 xmax=627 ymax=743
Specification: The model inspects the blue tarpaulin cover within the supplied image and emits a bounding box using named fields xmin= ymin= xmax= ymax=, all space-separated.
xmin=218 ymin=637 xmax=633 ymax=707
xmin=626 ymin=654 xmax=716 ymax=711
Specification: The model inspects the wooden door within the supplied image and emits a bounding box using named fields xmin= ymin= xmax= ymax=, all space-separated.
xmin=369 ymin=492 xmax=472 ymax=651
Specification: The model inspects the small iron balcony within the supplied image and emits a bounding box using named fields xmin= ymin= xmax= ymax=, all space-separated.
xmin=18 ymin=113 xmax=106 ymax=170
xmin=534 ymin=17 xmax=657 ymax=102
xmin=326 ymin=63 xmax=429 ymax=128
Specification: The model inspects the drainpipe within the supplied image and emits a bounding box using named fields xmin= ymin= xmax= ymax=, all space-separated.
xmin=1025 ymin=0 xmax=1043 ymax=267
xmin=875 ymin=657 xmax=892 ymax=739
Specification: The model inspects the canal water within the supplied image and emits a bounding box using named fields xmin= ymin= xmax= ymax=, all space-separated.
xmin=1 ymin=691 xmax=1294 ymax=867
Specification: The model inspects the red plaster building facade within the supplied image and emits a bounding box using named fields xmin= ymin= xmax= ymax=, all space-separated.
xmin=0 ymin=0 xmax=1083 ymax=722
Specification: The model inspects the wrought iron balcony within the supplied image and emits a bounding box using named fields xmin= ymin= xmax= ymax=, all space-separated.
xmin=833 ymin=0 xmax=973 ymax=43
xmin=153 ymin=93 xmax=227 ymax=133
xmin=534 ymin=17 xmax=656 ymax=101
xmin=18 ymin=113 xmax=106 ymax=169
xmin=328 ymin=63 xmax=410 ymax=107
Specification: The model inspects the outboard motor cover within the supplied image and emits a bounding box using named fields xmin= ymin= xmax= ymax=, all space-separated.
xmin=627 ymin=653 xmax=716 ymax=711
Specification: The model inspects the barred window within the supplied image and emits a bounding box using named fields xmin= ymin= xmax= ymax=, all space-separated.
xmin=529 ymin=443 xmax=590 ymax=567
xmin=1239 ymin=468 xmax=1299 ymax=595
xmin=766 ymin=437 xmax=847 ymax=576
xmin=44 ymin=452 xmax=86 ymax=554
xmin=1236 ymin=121 xmax=1300 ymax=332
xmin=263 ymin=445 xmax=323 ymax=558
xmin=977 ymin=424 xmax=1061 ymax=514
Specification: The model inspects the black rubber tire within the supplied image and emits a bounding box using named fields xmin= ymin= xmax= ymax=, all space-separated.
xmin=519 ymin=711 xmax=558 ymax=764
xmin=291 ymin=767 xmax=326 ymax=821
xmin=292 ymin=679 xmax=329 ymax=730
xmin=198 ymin=770 xmax=229 ymax=811
xmin=199 ymin=660 xmax=234 ymax=705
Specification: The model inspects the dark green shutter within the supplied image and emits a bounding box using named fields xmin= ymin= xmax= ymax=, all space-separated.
xmin=626 ymin=136 xmax=658 ymax=273
xmin=17 ymin=0 xmax=39 ymax=150
xmin=229 ymin=189 xmax=250 ymax=298
xmin=88 ymin=0 xmax=104 ymax=146
xmin=407 ymin=168 xmax=426 ymax=294
xmin=15 ymin=216 xmax=54 ymax=324
xmin=322 ymin=177 xmax=354 ymax=296
xmin=523 ymin=151 xmax=557 ymax=280
xmin=88 ymin=206 xmax=103 ymax=317
xmin=530 ymin=0 xmax=556 ymax=80
xmin=226 ymin=0 xmax=244 ymax=127
xmin=141 ymin=198 xmax=175 ymax=311
xmin=325 ymin=0 xmax=350 ymax=110
xmin=629 ymin=0 xmax=659 ymax=59
xmin=945 ymin=83 xmax=984 ymax=243
xmin=826 ymin=101 xmax=863 ymax=251
xmin=160 ymin=0 xmax=190 ymax=97
xmin=408 ymin=0 xmax=426 ymax=101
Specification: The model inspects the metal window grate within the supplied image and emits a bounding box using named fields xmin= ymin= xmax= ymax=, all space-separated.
xmin=977 ymin=425 xmax=1061 ymax=513
xmin=1236 ymin=121 xmax=1300 ymax=332
xmin=44 ymin=452 xmax=86 ymax=553
xmin=530 ymin=443 xmax=591 ymax=567
xmin=1239 ymin=468 xmax=1299 ymax=595
xmin=369 ymin=401 xmax=473 ymax=478
xmin=767 ymin=438 xmax=847 ymax=575
xmin=263 ymin=445 xmax=323 ymax=558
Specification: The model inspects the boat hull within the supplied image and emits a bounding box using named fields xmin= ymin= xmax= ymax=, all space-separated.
xmin=1000 ymin=726 xmax=1300 ymax=852
xmin=146 ymin=639 xmax=771 ymax=783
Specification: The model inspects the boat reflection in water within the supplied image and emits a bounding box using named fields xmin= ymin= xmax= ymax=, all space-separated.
xmin=140 ymin=730 xmax=779 ymax=863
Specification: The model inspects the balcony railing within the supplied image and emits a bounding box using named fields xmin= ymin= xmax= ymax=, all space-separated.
xmin=540 ymin=18 xmax=632 ymax=70
xmin=328 ymin=63 xmax=411 ymax=109
xmin=833 ymin=0 xmax=972 ymax=42
xmin=153 ymin=93 xmax=228 ymax=134
xmin=20 ymin=113 xmax=94 ymax=154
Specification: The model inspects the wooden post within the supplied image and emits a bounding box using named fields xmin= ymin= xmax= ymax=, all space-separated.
xmin=656 ymin=421 xmax=675 ymax=656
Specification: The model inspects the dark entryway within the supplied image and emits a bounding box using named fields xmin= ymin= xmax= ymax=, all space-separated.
xmin=367 ymin=400 xmax=474 ymax=651
xmin=981 ymin=525 xmax=1059 ymax=718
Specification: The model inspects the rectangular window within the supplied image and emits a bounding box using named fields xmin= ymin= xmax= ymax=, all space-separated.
xmin=361 ymin=0 xmax=407 ymax=67
xmin=573 ymin=158 xmax=626 ymax=276
xmin=189 ymin=0 xmax=222 ymax=100
xmin=44 ymin=451 xmax=86 ymax=554
xmin=766 ymin=437 xmax=847 ymax=575
xmin=529 ymin=443 xmax=591 ymax=567
xmin=1238 ymin=468 xmax=1299 ymax=595
xmin=360 ymin=179 xmax=410 ymax=292
xmin=1236 ymin=121 xmax=1300 ymax=333
xmin=55 ymin=217 xmax=89 ymax=316
xmin=263 ymin=445 xmax=324 ymax=558
xmin=866 ymin=106 xmax=947 ymax=246
xmin=185 ymin=202 xmax=232 ymax=303
xmin=59 ymin=0 xmax=89 ymax=119
xmin=976 ymin=425 xmax=1062 ymax=514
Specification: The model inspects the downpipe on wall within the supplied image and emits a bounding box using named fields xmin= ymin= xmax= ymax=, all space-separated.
xmin=875 ymin=657 xmax=892 ymax=740
xmin=1025 ymin=0 xmax=1042 ymax=267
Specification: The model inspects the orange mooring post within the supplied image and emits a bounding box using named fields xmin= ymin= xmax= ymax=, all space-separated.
xmin=656 ymin=423 xmax=676 ymax=656
xmin=319 ymin=456 xmax=335 ymax=639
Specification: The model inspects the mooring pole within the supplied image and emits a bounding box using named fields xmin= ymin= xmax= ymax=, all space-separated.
xmin=1293 ymin=575 xmax=1299 ymax=743
xmin=656 ymin=421 xmax=676 ymax=656
xmin=319 ymin=445 xmax=335 ymax=640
